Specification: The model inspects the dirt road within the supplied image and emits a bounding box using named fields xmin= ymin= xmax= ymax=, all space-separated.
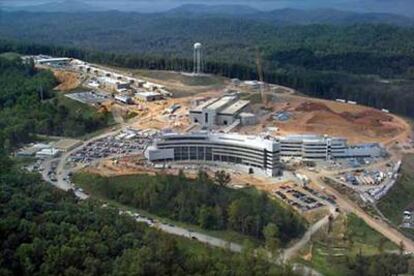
xmin=306 ymin=171 xmax=414 ymax=253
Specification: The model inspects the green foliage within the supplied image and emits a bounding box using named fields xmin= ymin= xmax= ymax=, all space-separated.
xmin=302 ymin=213 xmax=402 ymax=276
xmin=0 ymin=155 xmax=297 ymax=275
xmin=263 ymin=223 xmax=280 ymax=253
xmin=378 ymin=154 xmax=414 ymax=225
xmin=214 ymin=170 xmax=231 ymax=186
xmin=72 ymin=172 xmax=306 ymax=245
xmin=2 ymin=14 xmax=414 ymax=117
xmin=347 ymin=251 xmax=409 ymax=276
xmin=0 ymin=57 xmax=111 ymax=151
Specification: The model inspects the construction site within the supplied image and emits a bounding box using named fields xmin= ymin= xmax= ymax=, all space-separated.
xmin=25 ymin=54 xmax=412 ymax=216
xmin=19 ymin=52 xmax=414 ymax=270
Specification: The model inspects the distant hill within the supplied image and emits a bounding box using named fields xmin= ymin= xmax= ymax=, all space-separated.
xmin=261 ymin=8 xmax=414 ymax=26
xmin=167 ymin=4 xmax=258 ymax=16
xmin=2 ymin=0 xmax=101 ymax=13
xmin=167 ymin=5 xmax=414 ymax=26
xmin=1 ymin=2 xmax=412 ymax=26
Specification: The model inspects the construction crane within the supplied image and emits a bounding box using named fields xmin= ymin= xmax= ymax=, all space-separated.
xmin=255 ymin=48 xmax=268 ymax=107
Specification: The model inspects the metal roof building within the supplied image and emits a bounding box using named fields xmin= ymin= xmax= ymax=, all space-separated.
xmin=189 ymin=95 xmax=255 ymax=127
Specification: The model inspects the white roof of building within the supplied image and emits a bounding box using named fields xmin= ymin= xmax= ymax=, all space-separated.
xmin=159 ymin=131 xmax=277 ymax=151
xmin=115 ymin=95 xmax=131 ymax=101
xmin=101 ymin=77 xmax=129 ymax=85
xmin=207 ymin=96 xmax=236 ymax=111
xmin=191 ymin=98 xmax=218 ymax=112
xmin=136 ymin=91 xmax=161 ymax=97
xmin=37 ymin=57 xmax=71 ymax=63
xmin=278 ymin=134 xmax=346 ymax=143
xmin=239 ymin=112 xmax=256 ymax=118
xmin=219 ymin=100 xmax=250 ymax=115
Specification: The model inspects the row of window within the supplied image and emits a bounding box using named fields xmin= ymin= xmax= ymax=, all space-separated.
xmin=170 ymin=146 xmax=271 ymax=169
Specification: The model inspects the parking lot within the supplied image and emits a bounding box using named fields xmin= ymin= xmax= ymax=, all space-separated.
xmin=273 ymin=184 xmax=330 ymax=212
xmin=65 ymin=91 xmax=110 ymax=105
xmin=69 ymin=129 xmax=155 ymax=164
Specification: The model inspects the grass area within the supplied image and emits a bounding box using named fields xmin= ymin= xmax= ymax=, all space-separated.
xmin=11 ymin=156 xmax=37 ymax=169
xmin=134 ymin=69 xmax=227 ymax=87
xmin=56 ymin=93 xmax=116 ymax=137
xmin=0 ymin=52 xmax=21 ymax=60
xmin=378 ymin=154 xmax=414 ymax=225
xmin=297 ymin=213 xmax=398 ymax=276
xmin=241 ymin=92 xmax=262 ymax=104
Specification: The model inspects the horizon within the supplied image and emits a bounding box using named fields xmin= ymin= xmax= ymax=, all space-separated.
xmin=2 ymin=0 xmax=414 ymax=17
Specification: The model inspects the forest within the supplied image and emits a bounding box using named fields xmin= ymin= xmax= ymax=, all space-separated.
xmin=1 ymin=11 xmax=414 ymax=117
xmin=0 ymin=153 xmax=298 ymax=275
xmin=72 ymin=171 xmax=306 ymax=245
xmin=0 ymin=56 xmax=112 ymax=151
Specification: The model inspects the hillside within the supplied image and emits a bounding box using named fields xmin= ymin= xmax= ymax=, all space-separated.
xmin=1 ymin=10 xmax=414 ymax=119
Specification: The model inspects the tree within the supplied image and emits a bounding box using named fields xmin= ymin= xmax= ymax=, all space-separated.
xmin=214 ymin=170 xmax=231 ymax=187
xmin=263 ymin=223 xmax=280 ymax=254
xmin=197 ymin=205 xmax=216 ymax=229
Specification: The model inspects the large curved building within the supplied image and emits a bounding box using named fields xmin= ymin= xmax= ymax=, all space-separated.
xmin=145 ymin=132 xmax=384 ymax=177
xmin=145 ymin=132 xmax=281 ymax=176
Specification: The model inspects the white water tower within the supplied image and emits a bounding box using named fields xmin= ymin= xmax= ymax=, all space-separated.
xmin=193 ymin=42 xmax=203 ymax=75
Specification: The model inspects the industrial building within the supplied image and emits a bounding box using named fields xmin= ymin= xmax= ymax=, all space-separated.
xmin=36 ymin=57 xmax=71 ymax=66
xmin=145 ymin=132 xmax=384 ymax=176
xmin=135 ymin=91 xmax=163 ymax=102
xmin=189 ymin=95 xmax=255 ymax=127
xmin=115 ymin=95 xmax=133 ymax=104
xmin=278 ymin=135 xmax=383 ymax=160
xmin=100 ymin=77 xmax=130 ymax=92
xmin=145 ymin=132 xmax=281 ymax=177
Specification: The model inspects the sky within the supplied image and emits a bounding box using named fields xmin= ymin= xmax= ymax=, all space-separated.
xmin=2 ymin=0 xmax=414 ymax=17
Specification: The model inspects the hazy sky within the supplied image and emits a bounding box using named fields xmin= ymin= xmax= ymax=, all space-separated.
xmin=2 ymin=0 xmax=414 ymax=17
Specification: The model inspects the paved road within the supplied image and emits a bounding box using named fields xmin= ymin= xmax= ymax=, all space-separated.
xmin=38 ymin=125 xmax=325 ymax=274
xmin=156 ymin=223 xmax=242 ymax=252
xmin=281 ymin=209 xmax=337 ymax=262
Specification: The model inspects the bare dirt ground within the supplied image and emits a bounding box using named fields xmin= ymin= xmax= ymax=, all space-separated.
xmin=74 ymin=65 xmax=410 ymax=146
xmin=128 ymin=89 xmax=223 ymax=131
xmin=242 ymin=94 xmax=410 ymax=145
xmin=53 ymin=70 xmax=80 ymax=91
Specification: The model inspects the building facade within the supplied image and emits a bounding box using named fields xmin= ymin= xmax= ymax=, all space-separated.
xmin=279 ymin=135 xmax=382 ymax=160
xmin=189 ymin=95 xmax=254 ymax=127
xmin=145 ymin=132 xmax=280 ymax=176
xmin=146 ymin=132 xmax=384 ymax=177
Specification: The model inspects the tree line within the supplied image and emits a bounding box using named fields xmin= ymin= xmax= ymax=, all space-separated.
xmin=72 ymin=170 xmax=306 ymax=245
xmin=0 ymin=56 xmax=112 ymax=151
xmin=0 ymin=152 xmax=299 ymax=275
xmin=2 ymin=34 xmax=414 ymax=118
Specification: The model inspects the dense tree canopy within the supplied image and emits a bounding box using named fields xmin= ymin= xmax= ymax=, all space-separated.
xmin=73 ymin=171 xmax=306 ymax=245
xmin=0 ymin=56 xmax=112 ymax=151
xmin=0 ymin=153 xmax=298 ymax=275
xmin=1 ymin=13 xmax=414 ymax=118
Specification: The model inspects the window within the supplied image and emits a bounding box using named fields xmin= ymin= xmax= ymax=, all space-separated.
xmin=205 ymin=113 xmax=208 ymax=123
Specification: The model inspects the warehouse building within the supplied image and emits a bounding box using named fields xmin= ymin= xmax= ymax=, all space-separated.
xmin=135 ymin=91 xmax=163 ymax=102
xmin=145 ymin=132 xmax=281 ymax=177
xmin=36 ymin=57 xmax=71 ymax=66
xmin=115 ymin=95 xmax=133 ymax=104
xmin=189 ymin=95 xmax=255 ymax=127
xmin=100 ymin=77 xmax=130 ymax=92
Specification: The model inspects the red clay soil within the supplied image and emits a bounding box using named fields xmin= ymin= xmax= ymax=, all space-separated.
xmin=296 ymin=101 xmax=393 ymax=127
xmin=295 ymin=102 xmax=332 ymax=112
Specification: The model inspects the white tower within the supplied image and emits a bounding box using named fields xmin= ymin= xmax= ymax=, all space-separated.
xmin=193 ymin=42 xmax=203 ymax=75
